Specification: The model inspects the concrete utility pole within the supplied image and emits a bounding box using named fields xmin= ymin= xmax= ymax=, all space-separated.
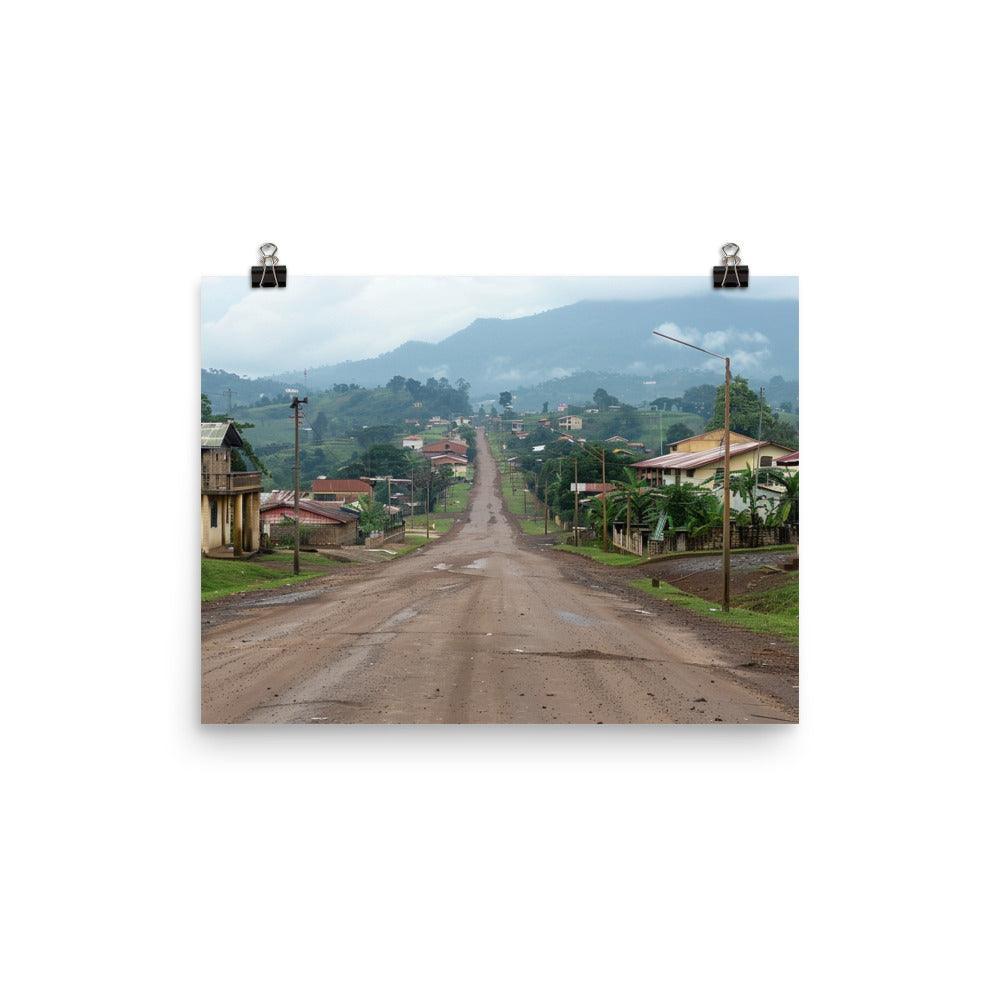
xmin=653 ymin=329 xmax=731 ymax=611
xmin=426 ymin=460 xmax=431 ymax=540
xmin=289 ymin=394 xmax=308 ymax=574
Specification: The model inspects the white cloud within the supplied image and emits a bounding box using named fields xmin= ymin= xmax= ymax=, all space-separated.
xmin=203 ymin=276 xmax=796 ymax=376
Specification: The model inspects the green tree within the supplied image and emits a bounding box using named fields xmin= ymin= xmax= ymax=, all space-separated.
xmin=707 ymin=377 xmax=797 ymax=447
xmin=593 ymin=387 xmax=621 ymax=410
xmin=606 ymin=470 xmax=654 ymax=534
xmin=652 ymin=483 xmax=721 ymax=536
xmin=311 ymin=410 xmax=330 ymax=444
xmin=542 ymin=401 xmax=549 ymax=413
xmin=354 ymin=494 xmax=388 ymax=534
xmin=681 ymin=384 xmax=717 ymax=420
xmin=499 ymin=391 xmax=513 ymax=410
xmin=665 ymin=421 xmax=694 ymax=443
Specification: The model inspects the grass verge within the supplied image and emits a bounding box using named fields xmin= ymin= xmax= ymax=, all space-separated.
xmin=387 ymin=533 xmax=436 ymax=557
xmin=555 ymin=541 xmax=646 ymax=566
xmin=201 ymin=558 xmax=321 ymax=602
xmin=631 ymin=573 xmax=798 ymax=641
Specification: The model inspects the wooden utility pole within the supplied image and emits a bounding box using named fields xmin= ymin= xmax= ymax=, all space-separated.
xmin=573 ymin=456 xmax=579 ymax=545
xmin=722 ymin=358 xmax=732 ymax=611
xmin=601 ymin=448 xmax=608 ymax=551
xmin=289 ymin=394 xmax=308 ymax=574
xmin=652 ymin=328 xmax=733 ymax=612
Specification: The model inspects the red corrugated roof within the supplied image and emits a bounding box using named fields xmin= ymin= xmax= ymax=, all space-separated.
xmin=423 ymin=439 xmax=468 ymax=454
xmin=311 ymin=479 xmax=373 ymax=493
xmin=777 ymin=451 xmax=799 ymax=465
xmin=632 ymin=441 xmax=791 ymax=470
xmin=261 ymin=497 xmax=358 ymax=523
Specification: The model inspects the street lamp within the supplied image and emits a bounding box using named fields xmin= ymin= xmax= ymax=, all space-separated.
xmin=652 ymin=329 xmax=732 ymax=611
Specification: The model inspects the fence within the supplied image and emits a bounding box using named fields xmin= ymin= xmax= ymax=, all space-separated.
xmin=612 ymin=525 xmax=646 ymax=557
xmin=364 ymin=525 xmax=406 ymax=548
xmin=622 ymin=524 xmax=799 ymax=557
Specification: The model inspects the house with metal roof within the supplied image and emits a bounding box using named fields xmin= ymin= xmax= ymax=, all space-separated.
xmin=201 ymin=421 xmax=262 ymax=556
xmin=310 ymin=478 xmax=374 ymax=503
xmin=260 ymin=494 xmax=359 ymax=547
xmin=631 ymin=437 xmax=795 ymax=487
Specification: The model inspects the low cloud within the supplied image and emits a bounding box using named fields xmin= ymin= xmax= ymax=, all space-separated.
xmin=204 ymin=276 xmax=796 ymax=376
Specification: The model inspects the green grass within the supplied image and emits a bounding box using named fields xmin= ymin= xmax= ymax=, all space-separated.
xmin=444 ymin=480 xmax=472 ymax=512
xmin=385 ymin=533 xmax=436 ymax=557
xmin=555 ymin=542 xmax=647 ymax=566
xmin=406 ymin=514 xmax=455 ymax=533
xmin=631 ymin=573 xmax=798 ymax=640
xmin=201 ymin=558 xmax=321 ymax=602
xmin=257 ymin=550 xmax=346 ymax=568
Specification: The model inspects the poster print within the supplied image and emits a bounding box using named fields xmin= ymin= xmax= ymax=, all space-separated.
xmin=201 ymin=277 xmax=799 ymax=723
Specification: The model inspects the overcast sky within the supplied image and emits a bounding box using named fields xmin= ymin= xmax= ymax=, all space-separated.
xmin=202 ymin=276 xmax=797 ymax=376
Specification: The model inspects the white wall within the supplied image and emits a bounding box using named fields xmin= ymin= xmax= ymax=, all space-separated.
xmin=4 ymin=4 xmax=995 ymax=999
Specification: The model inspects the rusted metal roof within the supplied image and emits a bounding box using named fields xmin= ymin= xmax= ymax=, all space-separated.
xmin=311 ymin=478 xmax=373 ymax=494
xmin=423 ymin=439 xmax=468 ymax=454
xmin=201 ymin=421 xmax=244 ymax=449
xmin=777 ymin=451 xmax=799 ymax=465
xmin=632 ymin=440 xmax=790 ymax=470
xmin=260 ymin=496 xmax=359 ymax=523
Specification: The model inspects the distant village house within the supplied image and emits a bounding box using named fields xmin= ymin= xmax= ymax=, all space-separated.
xmin=311 ymin=477 xmax=374 ymax=503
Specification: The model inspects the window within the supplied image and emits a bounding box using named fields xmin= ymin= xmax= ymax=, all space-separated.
xmin=686 ymin=468 xmax=695 ymax=478
xmin=760 ymin=455 xmax=773 ymax=467
xmin=210 ymin=499 xmax=218 ymax=528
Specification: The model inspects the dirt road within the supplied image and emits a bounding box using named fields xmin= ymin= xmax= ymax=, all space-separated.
xmin=202 ymin=429 xmax=797 ymax=723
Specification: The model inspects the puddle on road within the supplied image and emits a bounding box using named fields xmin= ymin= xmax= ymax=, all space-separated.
xmin=556 ymin=609 xmax=596 ymax=627
xmin=380 ymin=607 xmax=418 ymax=630
xmin=433 ymin=563 xmax=451 ymax=570
xmin=246 ymin=589 xmax=322 ymax=607
xmin=464 ymin=558 xmax=488 ymax=571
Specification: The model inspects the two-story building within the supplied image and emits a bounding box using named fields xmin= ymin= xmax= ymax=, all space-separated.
xmin=631 ymin=430 xmax=795 ymax=487
xmin=201 ymin=421 xmax=262 ymax=555
xmin=558 ymin=414 xmax=583 ymax=431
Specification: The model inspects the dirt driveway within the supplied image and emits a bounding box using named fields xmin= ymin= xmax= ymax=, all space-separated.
xmin=202 ymin=428 xmax=798 ymax=723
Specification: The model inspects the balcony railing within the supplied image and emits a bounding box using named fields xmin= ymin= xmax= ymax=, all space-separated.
xmin=202 ymin=471 xmax=262 ymax=493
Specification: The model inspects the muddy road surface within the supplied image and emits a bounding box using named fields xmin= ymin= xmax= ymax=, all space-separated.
xmin=202 ymin=429 xmax=797 ymax=723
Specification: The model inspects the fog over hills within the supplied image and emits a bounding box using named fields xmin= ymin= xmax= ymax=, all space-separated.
xmin=205 ymin=294 xmax=797 ymax=406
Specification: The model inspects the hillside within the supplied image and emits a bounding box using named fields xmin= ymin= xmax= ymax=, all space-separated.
xmin=268 ymin=294 xmax=798 ymax=398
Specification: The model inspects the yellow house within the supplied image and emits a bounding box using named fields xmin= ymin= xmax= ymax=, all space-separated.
xmin=201 ymin=422 xmax=262 ymax=555
xmin=632 ymin=431 xmax=795 ymax=486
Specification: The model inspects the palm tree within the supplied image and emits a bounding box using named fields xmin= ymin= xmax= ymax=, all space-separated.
xmin=764 ymin=469 xmax=799 ymax=526
xmin=651 ymin=482 xmax=722 ymax=537
xmin=607 ymin=470 xmax=653 ymax=535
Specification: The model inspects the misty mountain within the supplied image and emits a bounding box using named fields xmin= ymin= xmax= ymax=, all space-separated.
xmin=276 ymin=295 xmax=797 ymax=397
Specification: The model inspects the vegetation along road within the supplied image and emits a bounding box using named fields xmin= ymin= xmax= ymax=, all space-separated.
xmin=202 ymin=428 xmax=797 ymax=723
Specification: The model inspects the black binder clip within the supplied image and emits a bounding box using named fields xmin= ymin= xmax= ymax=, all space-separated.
xmin=712 ymin=242 xmax=748 ymax=288
xmin=250 ymin=243 xmax=287 ymax=288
